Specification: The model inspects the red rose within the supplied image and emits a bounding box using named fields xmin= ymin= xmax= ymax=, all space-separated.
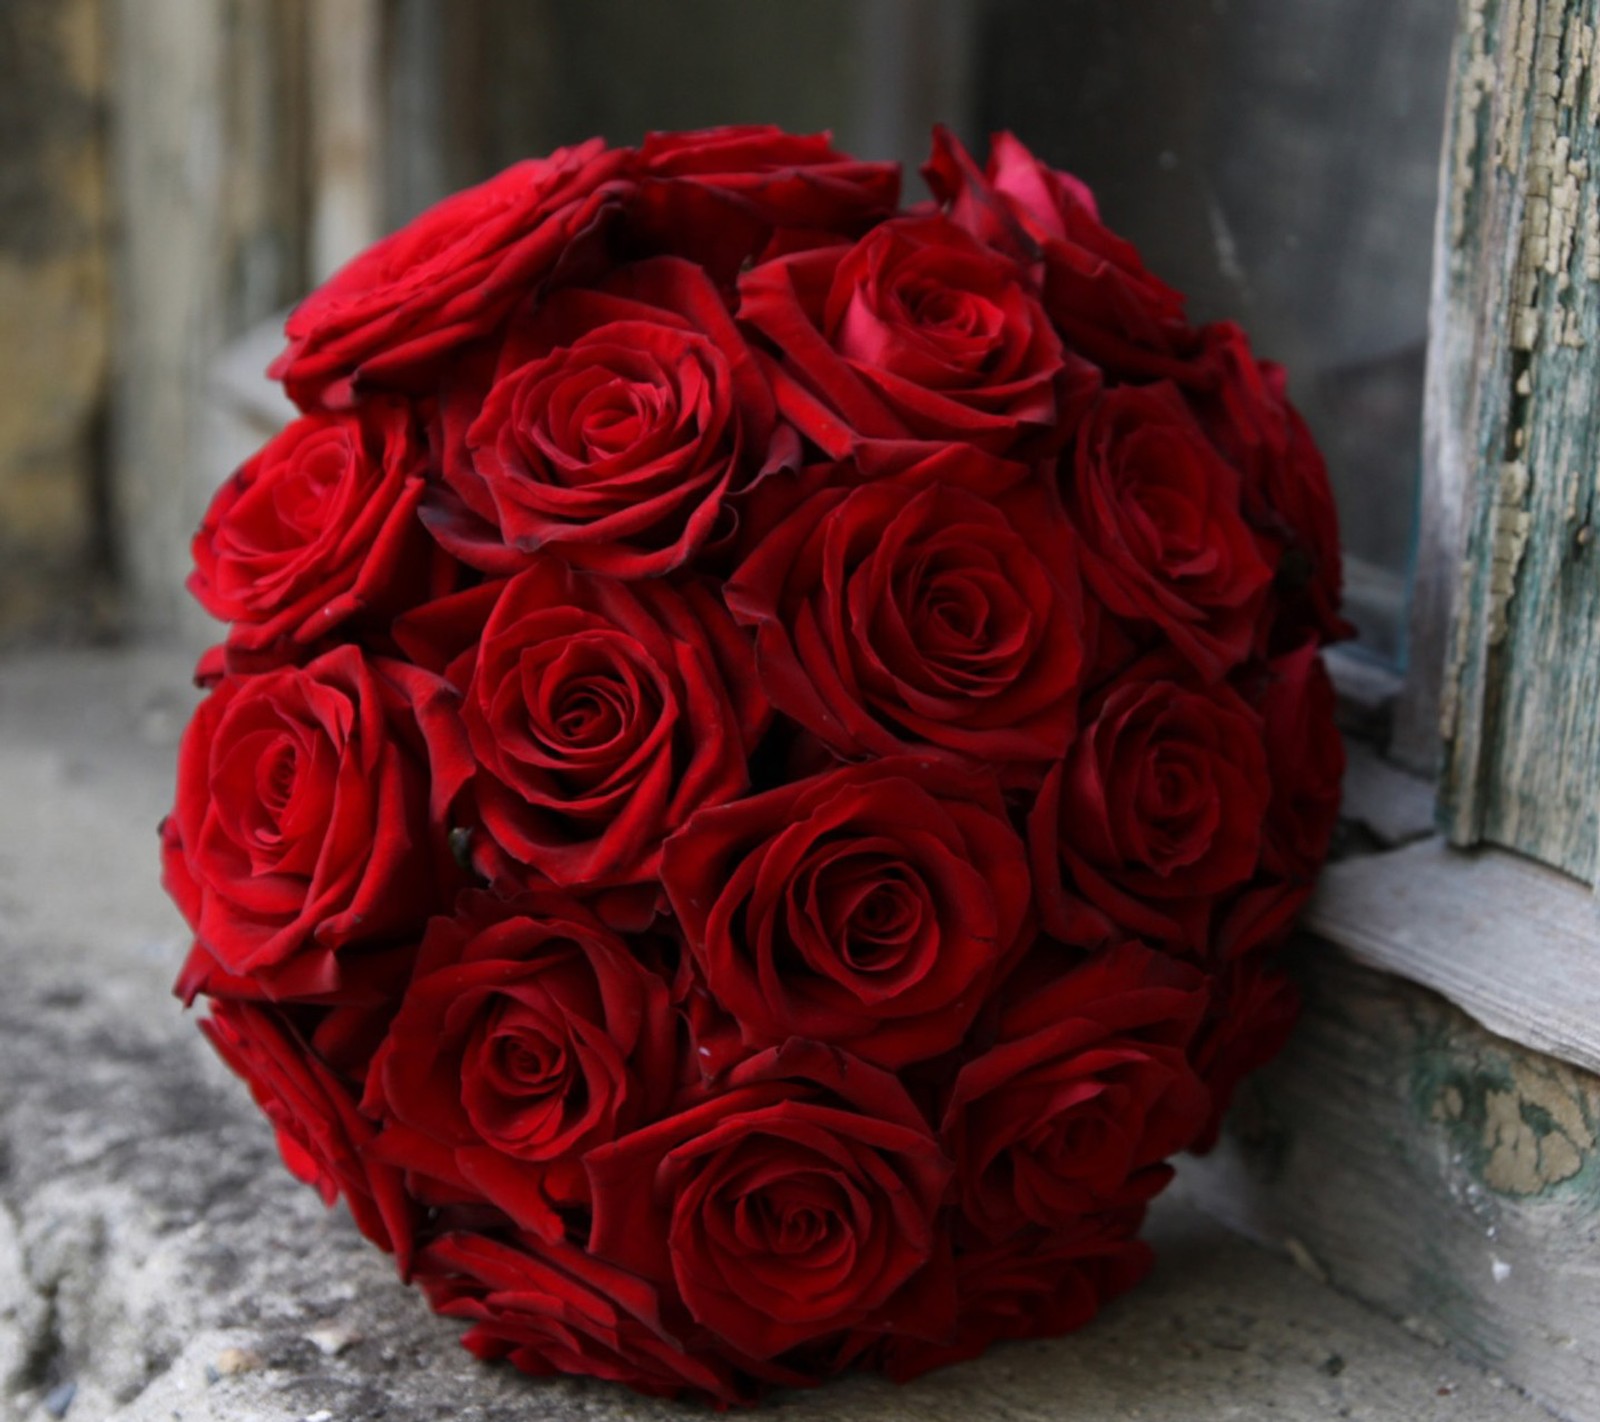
xmin=450 ymin=558 xmax=764 ymax=891
xmin=162 ymin=646 xmax=453 ymax=998
xmin=942 ymin=943 xmax=1209 ymax=1238
xmin=727 ymin=474 xmax=1086 ymax=767
xmin=628 ymin=126 xmax=901 ymax=278
xmin=1182 ymin=323 xmax=1349 ymax=647
xmin=879 ymin=1210 xmax=1152 ymax=1381
xmin=1030 ymin=659 xmax=1271 ymax=949
xmin=1258 ymin=642 xmax=1344 ymax=876
xmin=584 ymin=1039 xmax=954 ymax=1361
xmin=925 ymin=128 xmax=1195 ymax=380
xmin=1067 ymin=383 xmax=1273 ymax=680
xmin=417 ymin=1232 xmax=741 ymax=1403
xmin=272 ymin=141 xmax=630 ymax=409
xmin=188 ymin=401 xmax=429 ymax=663
xmin=739 ymin=214 xmax=1093 ymax=459
xmin=362 ymin=888 xmax=675 ymax=1241
xmin=662 ymin=757 xmax=1030 ymax=1069
xmin=1189 ymin=957 xmax=1300 ymax=1153
xmin=427 ymin=256 xmax=790 ymax=578
xmin=1211 ymin=643 xmax=1343 ymax=962
xmin=202 ymin=999 xmax=415 ymax=1270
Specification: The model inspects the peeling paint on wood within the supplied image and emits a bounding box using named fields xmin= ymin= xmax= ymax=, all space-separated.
xmin=1435 ymin=0 xmax=1600 ymax=883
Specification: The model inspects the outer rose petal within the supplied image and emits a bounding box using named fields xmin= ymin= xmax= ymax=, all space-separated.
xmin=416 ymin=1231 xmax=744 ymax=1404
xmin=202 ymin=1000 xmax=415 ymax=1273
xmin=627 ymin=125 xmax=901 ymax=279
xmin=272 ymin=141 xmax=631 ymax=409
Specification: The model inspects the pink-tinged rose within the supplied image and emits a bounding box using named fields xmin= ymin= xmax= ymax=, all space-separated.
xmin=662 ymin=757 xmax=1031 ymax=1069
xmin=727 ymin=474 xmax=1086 ymax=767
xmin=362 ymin=888 xmax=675 ymax=1241
xmin=189 ymin=400 xmax=430 ymax=662
xmin=427 ymin=256 xmax=791 ymax=579
xmin=739 ymin=213 xmax=1094 ymax=460
xmin=924 ymin=128 xmax=1195 ymax=380
xmin=1067 ymin=383 xmax=1273 ymax=680
xmin=1030 ymin=659 xmax=1271 ymax=949
xmin=272 ymin=141 xmax=630 ymax=409
xmin=942 ymin=943 xmax=1209 ymax=1238
xmin=585 ymin=1039 xmax=955 ymax=1361
xmin=202 ymin=999 xmax=415 ymax=1270
xmin=162 ymin=646 xmax=459 ymax=999
xmin=416 ymin=1231 xmax=742 ymax=1404
xmin=450 ymin=559 xmax=764 ymax=891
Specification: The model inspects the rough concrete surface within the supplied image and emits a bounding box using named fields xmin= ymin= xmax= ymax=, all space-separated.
xmin=0 ymin=649 xmax=1561 ymax=1422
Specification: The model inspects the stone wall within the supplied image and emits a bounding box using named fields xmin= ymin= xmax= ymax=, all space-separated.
xmin=0 ymin=0 xmax=112 ymax=643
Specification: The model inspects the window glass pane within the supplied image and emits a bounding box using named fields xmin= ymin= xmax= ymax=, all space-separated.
xmin=971 ymin=0 xmax=1458 ymax=663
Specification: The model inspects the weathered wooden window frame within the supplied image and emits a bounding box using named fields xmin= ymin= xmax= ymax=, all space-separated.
xmin=1316 ymin=0 xmax=1600 ymax=1078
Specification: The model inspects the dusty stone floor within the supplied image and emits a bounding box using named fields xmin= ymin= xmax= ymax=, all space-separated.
xmin=0 ymin=648 xmax=1559 ymax=1422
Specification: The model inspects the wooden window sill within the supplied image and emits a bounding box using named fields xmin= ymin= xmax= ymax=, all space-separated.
xmin=1313 ymin=729 xmax=1600 ymax=1076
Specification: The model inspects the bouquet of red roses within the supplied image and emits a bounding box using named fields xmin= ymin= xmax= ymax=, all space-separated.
xmin=162 ymin=125 xmax=1344 ymax=1403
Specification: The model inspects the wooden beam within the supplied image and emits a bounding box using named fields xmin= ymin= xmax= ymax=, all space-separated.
xmin=1432 ymin=0 xmax=1600 ymax=885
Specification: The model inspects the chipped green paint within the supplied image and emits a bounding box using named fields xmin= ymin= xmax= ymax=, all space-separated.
xmin=1413 ymin=1035 xmax=1600 ymax=1197
xmin=1437 ymin=0 xmax=1600 ymax=882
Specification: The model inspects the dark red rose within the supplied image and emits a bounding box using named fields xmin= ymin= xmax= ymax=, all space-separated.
xmin=362 ymin=888 xmax=675 ymax=1241
xmin=1257 ymin=642 xmax=1344 ymax=877
xmin=1210 ymin=643 xmax=1342 ymax=963
xmin=727 ymin=474 xmax=1086 ymax=767
xmin=739 ymin=214 xmax=1093 ymax=460
xmin=924 ymin=128 xmax=1195 ymax=380
xmin=942 ymin=943 xmax=1208 ymax=1238
xmin=272 ymin=141 xmax=630 ymax=409
xmin=1067 ymin=384 xmax=1273 ymax=680
xmin=1181 ymin=323 xmax=1349 ymax=647
xmin=417 ymin=1231 xmax=741 ymax=1403
xmin=878 ymin=1210 xmax=1152 ymax=1381
xmin=162 ymin=646 xmax=456 ymax=998
xmin=1189 ymin=957 xmax=1300 ymax=1153
xmin=585 ymin=1039 xmax=954 ymax=1361
xmin=1030 ymin=658 xmax=1271 ymax=949
xmin=628 ymin=126 xmax=901 ymax=278
xmin=426 ymin=256 xmax=791 ymax=579
xmin=188 ymin=401 xmax=429 ymax=662
xmin=450 ymin=558 xmax=764 ymax=891
xmin=202 ymin=999 xmax=415 ymax=1270
xmin=662 ymin=757 xmax=1030 ymax=1069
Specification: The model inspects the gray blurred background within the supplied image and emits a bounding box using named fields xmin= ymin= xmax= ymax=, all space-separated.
xmin=0 ymin=0 xmax=1455 ymax=666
